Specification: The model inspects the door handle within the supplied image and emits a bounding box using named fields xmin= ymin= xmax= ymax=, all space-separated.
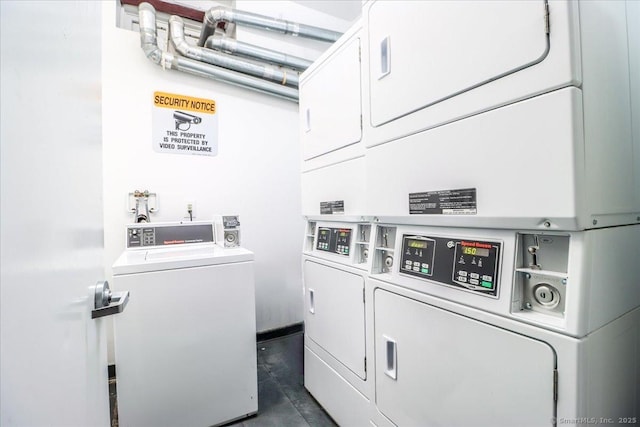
xmin=92 ymin=280 xmax=129 ymax=319
xmin=305 ymin=107 xmax=311 ymax=132
xmin=309 ymin=288 xmax=315 ymax=314
xmin=379 ymin=36 xmax=391 ymax=79
xmin=383 ymin=335 xmax=397 ymax=380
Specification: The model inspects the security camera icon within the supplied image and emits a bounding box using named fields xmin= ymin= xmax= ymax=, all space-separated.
xmin=173 ymin=110 xmax=202 ymax=131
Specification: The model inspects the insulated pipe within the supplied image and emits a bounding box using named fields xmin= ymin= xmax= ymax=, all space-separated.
xmin=205 ymin=33 xmax=312 ymax=72
xmin=169 ymin=16 xmax=299 ymax=87
xmin=138 ymin=3 xmax=298 ymax=102
xmin=197 ymin=7 xmax=342 ymax=47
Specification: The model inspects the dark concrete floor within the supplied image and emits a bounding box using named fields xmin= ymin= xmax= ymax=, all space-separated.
xmin=228 ymin=332 xmax=336 ymax=427
xmin=109 ymin=332 xmax=337 ymax=427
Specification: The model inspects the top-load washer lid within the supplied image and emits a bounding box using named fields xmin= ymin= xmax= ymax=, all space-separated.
xmin=113 ymin=244 xmax=254 ymax=275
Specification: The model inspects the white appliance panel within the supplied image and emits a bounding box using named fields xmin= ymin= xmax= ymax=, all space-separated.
xmin=581 ymin=0 xmax=640 ymax=221
xmin=114 ymin=262 xmax=257 ymax=427
xmin=583 ymin=308 xmax=640 ymax=421
xmin=301 ymin=156 xmax=366 ymax=216
xmin=582 ymin=225 xmax=640 ymax=333
xmin=362 ymin=1 xmax=579 ymax=149
xmin=366 ymin=88 xmax=583 ymax=229
xmin=367 ymin=0 xmax=548 ymax=127
xmin=372 ymin=224 xmax=639 ymax=338
xmin=304 ymin=346 xmax=370 ymax=427
xmin=374 ymin=289 xmax=556 ymax=427
xmin=304 ymin=260 xmax=366 ymax=379
xmin=112 ymin=244 xmax=253 ymax=274
xmin=370 ymin=279 xmax=640 ymax=425
xmin=300 ymin=33 xmax=362 ymax=161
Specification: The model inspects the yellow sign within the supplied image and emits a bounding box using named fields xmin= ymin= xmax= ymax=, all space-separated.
xmin=153 ymin=91 xmax=216 ymax=115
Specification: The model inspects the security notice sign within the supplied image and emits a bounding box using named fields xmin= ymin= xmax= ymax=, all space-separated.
xmin=152 ymin=91 xmax=218 ymax=157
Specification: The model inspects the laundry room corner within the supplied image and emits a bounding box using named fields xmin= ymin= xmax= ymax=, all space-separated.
xmin=100 ymin=0 xmax=353 ymax=366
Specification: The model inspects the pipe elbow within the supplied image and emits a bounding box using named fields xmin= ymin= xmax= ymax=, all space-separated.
xmin=169 ymin=16 xmax=201 ymax=60
xmin=138 ymin=3 xmax=162 ymax=64
xmin=205 ymin=7 xmax=233 ymax=25
xmin=142 ymin=43 xmax=163 ymax=64
xmin=138 ymin=3 xmax=174 ymax=67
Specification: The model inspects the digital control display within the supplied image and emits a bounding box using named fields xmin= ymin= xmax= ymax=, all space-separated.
xmin=316 ymin=227 xmax=351 ymax=256
xmin=407 ymin=239 xmax=428 ymax=249
xmin=461 ymin=246 xmax=489 ymax=257
xmin=399 ymin=234 xmax=501 ymax=298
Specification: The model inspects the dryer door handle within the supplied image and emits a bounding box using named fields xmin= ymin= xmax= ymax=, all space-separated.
xmin=309 ymin=288 xmax=315 ymax=314
xmin=383 ymin=335 xmax=397 ymax=380
xmin=379 ymin=36 xmax=391 ymax=79
xmin=92 ymin=280 xmax=130 ymax=319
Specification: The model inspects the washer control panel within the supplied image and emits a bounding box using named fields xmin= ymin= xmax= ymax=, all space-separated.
xmin=316 ymin=227 xmax=352 ymax=256
xmin=127 ymin=224 xmax=214 ymax=248
xmin=400 ymin=234 xmax=501 ymax=297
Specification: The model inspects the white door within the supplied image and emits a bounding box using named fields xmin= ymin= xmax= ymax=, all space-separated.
xmin=304 ymin=260 xmax=366 ymax=379
xmin=1 ymin=2 xmax=110 ymax=426
xmin=300 ymin=34 xmax=362 ymax=161
xmin=367 ymin=0 xmax=549 ymax=128
xmin=374 ymin=288 xmax=557 ymax=427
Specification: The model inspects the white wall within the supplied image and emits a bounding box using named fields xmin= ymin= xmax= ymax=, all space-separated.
xmin=102 ymin=0 xmax=357 ymax=362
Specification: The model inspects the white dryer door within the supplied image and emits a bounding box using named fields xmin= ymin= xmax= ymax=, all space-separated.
xmin=367 ymin=0 xmax=549 ymax=127
xmin=375 ymin=288 xmax=556 ymax=427
xmin=300 ymin=36 xmax=362 ymax=161
xmin=304 ymin=260 xmax=366 ymax=379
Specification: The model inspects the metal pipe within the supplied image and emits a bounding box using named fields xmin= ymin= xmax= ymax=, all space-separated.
xmin=205 ymin=33 xmax=312 ymax=71
xmin=169 ymin=16 xmax=298 ymax=87
xmin=197 ymin=6 xmax=342 ymax=47
xmin=138 ymin=3 xmax=298 ymax=102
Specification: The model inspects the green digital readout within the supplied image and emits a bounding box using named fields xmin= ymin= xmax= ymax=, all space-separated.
xmin=462 ymin=246 xmax=490 ymax=257
xmin=408 ymin=239 xmax=428 ymax=249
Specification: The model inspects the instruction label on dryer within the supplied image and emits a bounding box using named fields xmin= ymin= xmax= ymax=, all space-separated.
xmin=320 ymin=200 xmax=345 ymax=215
xmin=152 ymin=91 xmax=218 ymax=157
xmin=409 ymin=188 xmax=477 ymax=215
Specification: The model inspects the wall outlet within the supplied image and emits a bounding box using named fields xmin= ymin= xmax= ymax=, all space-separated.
xmin=184 ymin=201 xmax=196 ymax=220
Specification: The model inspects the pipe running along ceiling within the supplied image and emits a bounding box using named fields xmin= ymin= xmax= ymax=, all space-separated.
xmin=137 ymin=2 xmax=342 ymax=102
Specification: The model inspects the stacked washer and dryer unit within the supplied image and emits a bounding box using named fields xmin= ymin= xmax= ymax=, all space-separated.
xmin=301 ymin=1 xmax=639 ymax=426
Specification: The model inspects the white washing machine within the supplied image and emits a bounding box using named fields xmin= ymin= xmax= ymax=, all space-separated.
xmin=112 ymin=222 xmax=257 ymax=427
